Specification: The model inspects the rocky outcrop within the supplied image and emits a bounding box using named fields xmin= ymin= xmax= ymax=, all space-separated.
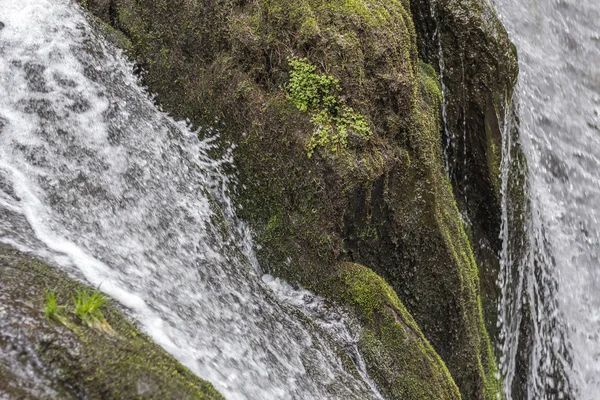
xmin=329 ymin=262 xmax=461 ymax=399
xmin=0 ymin=245 xmax=224 ymax=400
xmin=82 ymin=0 xmax=516 ymax=398
xmin=410 ymin=0 xmax=519 ymax=341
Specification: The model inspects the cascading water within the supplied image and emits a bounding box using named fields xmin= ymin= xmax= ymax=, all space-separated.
xmin=496 ymin=98 xmax=572 ymax=399
xmin=427 ymin=2 xmax=452 ymax=175
xmin=494 ymin=0 xmax=600 ymax=398
xmin=0 ymin=1 xmax=385 ymax=399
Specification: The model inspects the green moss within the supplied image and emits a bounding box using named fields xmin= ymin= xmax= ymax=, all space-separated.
xmin=329 ymin=263 xmax=461 ymax=399
xmin=430 ymin=173 xmax=502 ymax=399
xmin=0 ymin=245 xmax=224 ymax=400
xmin=419 ymin=60 xmax=442 ymax=105
xmin=338 ymin=262 xmax=400 ymax=319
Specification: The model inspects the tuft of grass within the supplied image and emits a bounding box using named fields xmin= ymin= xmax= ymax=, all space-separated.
xmin=73 ymin=287 xmax=109 ymax=326
xmin=44 ymin=290 xmax=62 ymax=320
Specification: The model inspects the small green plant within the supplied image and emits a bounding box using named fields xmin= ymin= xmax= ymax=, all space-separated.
xmin=44 ymin=290 xmax=63 ymax=320
xmin=286 ymin=57 xmax=372 ymax=157
xmin=73 ymin=287 xmax=109 ymax=326
xmin=287 ymin=57 xmax=340 ymax=114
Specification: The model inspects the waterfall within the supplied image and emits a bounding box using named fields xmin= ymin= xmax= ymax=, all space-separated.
xmin=497 ymin=97 xmax=572 ymax=399
xmin=0 ymin=1 xmax=384 ymax=399
xmin=427 ymin=1 xmax=453 ymax=175
xmin=495 ymin=0 xmax=600 ymax=398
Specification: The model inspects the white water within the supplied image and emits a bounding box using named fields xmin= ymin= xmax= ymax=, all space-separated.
xmin=495 ymin=0 xmax=600 ymax=398
xmin=0 ymin=1 xmax=384 ymax=399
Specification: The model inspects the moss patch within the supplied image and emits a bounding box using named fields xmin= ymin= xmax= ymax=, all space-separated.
xmin=328 ymin=262 xmax=460 ymax=399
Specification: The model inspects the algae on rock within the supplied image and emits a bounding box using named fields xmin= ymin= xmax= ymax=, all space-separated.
xmin=82 ymin=0 xmax=510 ymax=398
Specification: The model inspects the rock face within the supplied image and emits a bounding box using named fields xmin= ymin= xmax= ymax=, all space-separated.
xmin=0 ymin=245 xmax=224 ymax=400
xmin=83 ymin=0 xmax=519 ymax=398
xmin=410 ymin=0 xmax=519 ymax=341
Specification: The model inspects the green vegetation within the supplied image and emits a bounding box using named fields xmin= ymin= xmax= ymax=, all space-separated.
xmin=0 ymin=245 xmax=225 ymax=400
xmin=44 ymin=285 xmax=111 ymax=330
xmin=286 ymin=57 xmax=340 ymax=114
xmin=419 ymin=61 xmax=443 ymax=105
xmin=329 ymin=263 xmax=461 ymax=399
xmin=286 ymin=57 xmax=371 ymax=157
xmin=73 ymin=287 xmax=109 ymax=327
xmin=44 ymin=290 xmax=63 ymax=320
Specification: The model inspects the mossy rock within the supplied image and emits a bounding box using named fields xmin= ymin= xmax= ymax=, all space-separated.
xmin=410 ymin=0 xmax=520 ymax=346
xmin=83 ymin=0 xmax=503 ymax=398
xmin=0 ymin=245 xmax=224 ymax=400
xmin=328 ymin=262 xmax=460 ymax=399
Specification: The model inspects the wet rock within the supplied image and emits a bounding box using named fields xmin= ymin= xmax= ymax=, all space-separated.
xmin=410 ymin=0 xmax=521 ymax=394
xmin=0 ymin=245 xmax=224 ymax=400
xmin=329 ymin=263 xmax=461 ymax=399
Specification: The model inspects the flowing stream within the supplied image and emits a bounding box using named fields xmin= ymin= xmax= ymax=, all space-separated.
xmin=494 ymin=0 xmax=600 ymax=398
xmin=0 ymin=1 xmax=384 ymax=399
